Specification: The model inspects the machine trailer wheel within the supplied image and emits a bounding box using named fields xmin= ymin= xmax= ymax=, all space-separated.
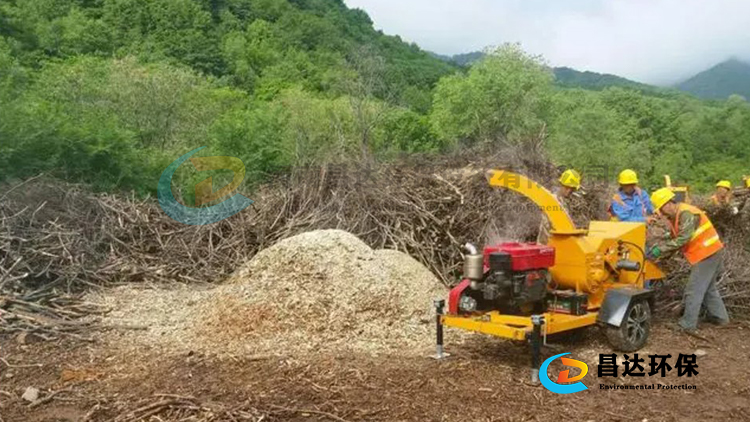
xmin=605 ymin=300 xmax=651 ymax=352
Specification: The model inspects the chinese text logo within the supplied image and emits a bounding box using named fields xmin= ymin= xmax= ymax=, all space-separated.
xmin=158 ymin=147 xmax=253 ymax=225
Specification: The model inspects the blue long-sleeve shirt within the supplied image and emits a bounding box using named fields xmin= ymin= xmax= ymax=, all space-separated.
xmin=610 ymin=188 xmax=654 ymax=222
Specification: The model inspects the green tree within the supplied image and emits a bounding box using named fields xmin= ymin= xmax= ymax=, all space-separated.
xmin=209 ymin=100 xmax=292 ymax=185
xmin=547 ymin=89 xmax=635 ymax=181
xmin=36 ymin=7 xmax=113 ymax=56
xmin=430 ymin=44 xmax=553 ymax=145
xmin=1 ymin=55 xmax=246 ymax=192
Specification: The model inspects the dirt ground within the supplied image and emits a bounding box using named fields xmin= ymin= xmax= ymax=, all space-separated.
xmin=2 ymin=297 xmax=749 ymax=422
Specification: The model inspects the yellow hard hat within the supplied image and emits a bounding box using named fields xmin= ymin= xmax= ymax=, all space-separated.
xmin=651 ymin=187 xmax=675 ymax=211
xmin=744 ymin=176 xmax=750 ymax=188
xmin=716 ymin=180 xmax=732 ymax=189
xmin=559 ymin=169 xmax=581 ymax=190
xmin=618 ymin=169 xmax=639 ymax=185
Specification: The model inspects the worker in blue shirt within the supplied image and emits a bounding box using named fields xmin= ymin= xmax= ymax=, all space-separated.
xmin=608 ymin=169 xmax=654 ymax=222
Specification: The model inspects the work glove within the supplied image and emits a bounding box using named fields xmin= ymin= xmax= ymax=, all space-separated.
xmin=646 ymin=245 xmax=662 ymax=260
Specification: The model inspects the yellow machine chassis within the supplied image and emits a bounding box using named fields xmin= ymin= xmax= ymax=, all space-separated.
xmin=442 ymin=312 xmax=597 ymax=341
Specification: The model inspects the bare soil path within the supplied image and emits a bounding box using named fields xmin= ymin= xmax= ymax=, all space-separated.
xmin=2 ymin=316 xmax=749 ymax=422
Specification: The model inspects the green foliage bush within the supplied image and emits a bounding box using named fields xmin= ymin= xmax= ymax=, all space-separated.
xmin=546 ymin=86 xmax=750 ymax=191
xmin=431 ymin=45 xmax=553 ymax=145
xmin=2 ymin=0 xmax=750 ymax=198
xmin=1 ymin=55 xmax=245 ymax=192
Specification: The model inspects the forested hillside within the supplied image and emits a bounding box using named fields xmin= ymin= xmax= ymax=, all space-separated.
xmin=677 ymin=59 xmax=750 ymax=100
xmin=1 ymin=0 xmax=750 ymax=196
xmin=0 ymin=0 xmax=455 ymax=195
xmin=552 ymin=67 xmax=657 ymax=93
xmin=445 ymin=51 xmax=485 ymax=67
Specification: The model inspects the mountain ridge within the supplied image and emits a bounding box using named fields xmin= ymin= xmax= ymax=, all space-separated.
xmin=676 ymin=58 xmax=750 ymax=100
xmin=435 ymin=51 xmax=750 ymax=100
xmin=432 ymin=51 xmax=658 ymax=92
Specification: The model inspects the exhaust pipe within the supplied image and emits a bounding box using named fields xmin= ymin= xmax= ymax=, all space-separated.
xmin=463 ymin=243 xmax=478 ymax=255
xmin=462 ymin=243 xmax=484 ymax=281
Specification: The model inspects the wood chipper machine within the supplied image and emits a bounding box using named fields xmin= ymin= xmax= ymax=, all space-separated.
xmin=432 ymin=170 xmax=665 ymax=382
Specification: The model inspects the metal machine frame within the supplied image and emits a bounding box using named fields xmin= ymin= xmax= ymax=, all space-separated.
xmin=443 ymin=310 xmax=597 ymax=341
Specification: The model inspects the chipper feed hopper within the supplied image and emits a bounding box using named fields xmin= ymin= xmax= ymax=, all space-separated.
xmin=433 ymin=170 xmax=665 ymax=381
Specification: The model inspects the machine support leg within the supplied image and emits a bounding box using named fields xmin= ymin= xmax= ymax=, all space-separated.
xmin=530 ymin=314 xmax=544 ymax=383
xmin=432 ymin=299 xmax=449 ymax=359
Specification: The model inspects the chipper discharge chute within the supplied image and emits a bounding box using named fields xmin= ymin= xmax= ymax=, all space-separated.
xmin=664 ymin=175 xmax=691 ymax=204
xmin=433 ymin=170 xmax=665 ymax=382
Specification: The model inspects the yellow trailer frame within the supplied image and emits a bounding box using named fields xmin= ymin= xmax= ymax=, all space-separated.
xmin=441 ymin=311 xmax=598 ymax=341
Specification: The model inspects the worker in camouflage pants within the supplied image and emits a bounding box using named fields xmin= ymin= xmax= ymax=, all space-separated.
xmin=648 ymin=188 xmax=730 ymax=333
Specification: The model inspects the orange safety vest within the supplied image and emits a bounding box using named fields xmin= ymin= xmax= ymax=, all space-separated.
xmin=608 ymin=187 xmax=647 ymax=221
xmin=669 ymin=203 xmax=723 ymax=265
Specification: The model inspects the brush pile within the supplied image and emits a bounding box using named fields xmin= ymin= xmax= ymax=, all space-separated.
xmin=0 ymin=145 xmax=562 ymax=291
xmin=2 ymin=143 xmax=750 ymax=332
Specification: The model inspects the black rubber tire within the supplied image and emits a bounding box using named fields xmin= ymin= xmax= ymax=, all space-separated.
xmin=605 ymin=300 xmax=651 ymax=352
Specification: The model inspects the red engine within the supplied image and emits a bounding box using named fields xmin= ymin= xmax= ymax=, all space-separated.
xmin=481 ymin=242 xmax=555 ymax=271
xmin=448 ymin=242 xmax=555 ymax=315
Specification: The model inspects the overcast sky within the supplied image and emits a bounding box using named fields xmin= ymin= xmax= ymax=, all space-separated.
xmin=344 ymin=0 xmax=750 ymax=85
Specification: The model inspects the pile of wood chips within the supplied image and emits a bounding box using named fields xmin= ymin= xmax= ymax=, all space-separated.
xmin=91 ymin=230 xmax=450 ymax=357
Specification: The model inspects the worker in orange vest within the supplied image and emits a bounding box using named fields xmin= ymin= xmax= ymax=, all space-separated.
xmin=648 ymin=188 xmax=729 ymax=333
xmin=710 ymin=180 xmax=739 ymax=214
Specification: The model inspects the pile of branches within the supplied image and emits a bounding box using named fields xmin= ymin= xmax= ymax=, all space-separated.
xmin=256 ymin=142 xmax=574 ymax=282
xmin=3 ymin=141 xmax=750 ymax=328
xmin=0 ymin=176 xmax=262 ymax=340
xmin=0 ymin=144 xmax=570 ymax=335
xmin=0 ymin=291 xmax=106 ymax=342
xmin=0 ymin=144 xmax=563 ymax=290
